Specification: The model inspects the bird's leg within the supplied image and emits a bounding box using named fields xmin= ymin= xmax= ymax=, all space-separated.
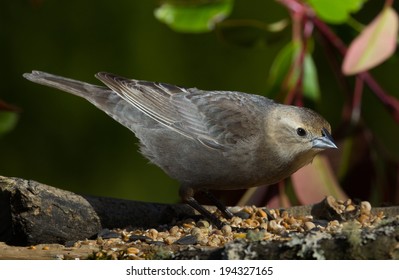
xmin=185 ymin=197 xmax=225 ymax=229
xmin=179 ymin=185 xmax=225 ymax=229
xmin=201 ymin=190 xmax=234 ymax=219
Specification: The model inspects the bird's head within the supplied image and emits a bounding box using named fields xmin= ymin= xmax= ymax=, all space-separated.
xmin=267 ymin=105 xmax=337 ymax=170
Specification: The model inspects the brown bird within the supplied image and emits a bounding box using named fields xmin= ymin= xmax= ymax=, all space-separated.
xmin=23 ymin=71 xmax=337 ymax=228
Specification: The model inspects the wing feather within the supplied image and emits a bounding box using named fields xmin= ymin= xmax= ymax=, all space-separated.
xmin=96 ymin=72 xmax=271 ymax=150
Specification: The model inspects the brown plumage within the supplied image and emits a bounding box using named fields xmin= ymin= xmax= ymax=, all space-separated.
xmin=23 ymin=71 xmax=337 ymax=227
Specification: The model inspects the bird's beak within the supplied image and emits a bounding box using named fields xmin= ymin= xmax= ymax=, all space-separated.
xmin=312 ymin=128 xmax=337 ymax=149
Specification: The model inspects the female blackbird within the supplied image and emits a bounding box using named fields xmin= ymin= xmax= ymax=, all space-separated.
xmin=23 ymin=71 xmax=337 ymax=227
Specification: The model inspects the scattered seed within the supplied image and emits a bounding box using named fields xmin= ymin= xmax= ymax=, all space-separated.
xmin=147 ymin=229 xmax=158 ymax=240
xmin=183 ymin=223 xmax=195 ymax=229
xmin=196 ymin=220 xmax=210 ymax=228
xmin=230 ymin=216 xmax=243 ymax=225
xmin=233 ymin=233 xmax=246 ymax=239
xmin=164 ymin=236 xmax=178 ymax=245
xmin=190 ymin=227 xmax=202 ymax=237
xmin=129 ymin=234 xmax=152 ymax=243
xmin=228 ymin=206 xmax=243 ymax=214
xmin=197 ymin=237 xmax=209 ymax=246
xmin=169 ymin=226 xmax=180 ymax=235
xmin=360 ymin=201 xmax=372 ymax=215
xmin=344 ymin=199 xmax=352 ymax=206
xmin=235 ymin=211 xmax=251 ymax=219
xmin=35 ymin=200 xmax=385 ymax=259
xmin=175 ymin=235 xmax=197 ymax=245
xmin=126 ymin=247 xmax=140 ymax=255
xmin=346 ymin=205 xmax=356 ymax=212
xmin=268 ymin=220 xmax=280 ymax=232
xmin=259 ymin=222 xmax=268 ymax=230
xmin=304 ymin=221 xmax=316 ymax=231
xmin=242 ymin=206 xmax=253 ymax=214
xmin=256 ymin=209 xmax=267 ymax=218
xmin=221 ymin=225 xmax=232 ymax=236
xmin=244 ymin=219 xmax=260 ymax=228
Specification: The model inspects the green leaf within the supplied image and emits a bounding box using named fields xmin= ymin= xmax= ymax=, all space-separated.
xmin=0 ymin=112 xmax=18 ymax=136
xmin=303 ymin=53 xmax=320 ymax=100
xmin=268 ymin=41 xmax=320 ymax=101
xmin=154 ymin=0 xmax=234 ymax=33
xmin=268 ymin=42 xmax=298 ymax=97
xmin=307 ymin=0 xmax=367 ymax=24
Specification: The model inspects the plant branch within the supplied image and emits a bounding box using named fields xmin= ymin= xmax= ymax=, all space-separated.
xmin=278 ymin=0 xmax=399 ymax=124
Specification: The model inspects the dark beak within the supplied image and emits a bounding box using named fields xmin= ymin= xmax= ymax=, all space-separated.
xmin=312 ymin=128 xmax=337 ymax=149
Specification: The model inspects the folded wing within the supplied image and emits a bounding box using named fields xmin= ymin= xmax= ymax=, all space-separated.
xmin=96 ymin=72 xmax=267 ymax=150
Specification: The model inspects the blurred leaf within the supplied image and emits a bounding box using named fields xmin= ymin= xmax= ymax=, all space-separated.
xmin=0 ymin=112 xmax=18 ymax=136
xmin=342 ymin=6 xmax=399 ymax=75
xmin=268 ymin=42 xmax=320 ymax=100
xmin=307 ymin=0 xmax=367 ymax=24
xmin=291 ymin=155 xmax=347 ymax=204
xmin=216 ymin=19 xmax=289 ymax=48
xmin=268 ymin=42 xmax=298 ymax=98
xmin=302 ymin=53 xmax=320 ymax=100
xmin=154 ymin=0 xmax=234 ymax=33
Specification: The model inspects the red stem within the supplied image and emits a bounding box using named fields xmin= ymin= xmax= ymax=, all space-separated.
xmin=385 ymin=0 xmax=394 ymax=7
xmin=0 ymin=100 xmax=20 ymax=112
xmin=283 ymin=5 xmax=315 ymax=106
xmin=311 ymin=17 xmax=347 ymax=55
xmin=279 ymin=0 xmax=399 ymax=124
xmin=284 ymin=10 xmax=306 ymax=105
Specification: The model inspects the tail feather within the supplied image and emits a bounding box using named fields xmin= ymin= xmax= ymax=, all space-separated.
xmin=23 ymin=70 xmax=144 ymax=131
xmin=23 ymin=70 xmax=109 ymax=99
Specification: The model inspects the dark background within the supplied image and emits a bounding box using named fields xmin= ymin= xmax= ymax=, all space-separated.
xmin=1 ymin=0 xmax=398 ymax=204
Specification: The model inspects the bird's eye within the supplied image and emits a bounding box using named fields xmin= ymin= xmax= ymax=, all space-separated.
xmin=297 ymin=127 xmax=307 ymax=137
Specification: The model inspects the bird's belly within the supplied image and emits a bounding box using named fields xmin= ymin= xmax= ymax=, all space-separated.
xmin=136 ymin=128 xmax=292 ymax=190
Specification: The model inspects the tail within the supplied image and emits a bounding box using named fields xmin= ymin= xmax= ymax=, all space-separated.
xmin=23 ymin=70 xmax=139 ymax=131
xmin=23 ymin=70 xmax=110 ymax=100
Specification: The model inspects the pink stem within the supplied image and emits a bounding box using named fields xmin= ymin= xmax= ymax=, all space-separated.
xmin=279 ymin=0 xmax=399 ymax=124
xmin=385 ymin=0 xmax=394 ymax=7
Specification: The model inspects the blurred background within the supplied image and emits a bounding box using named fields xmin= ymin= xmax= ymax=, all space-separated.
xmin=1 ymin=0 xmax=398 ymax=206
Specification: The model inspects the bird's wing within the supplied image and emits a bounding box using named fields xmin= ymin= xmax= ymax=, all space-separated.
xmin=177 ymin=89 xmax=267 ymax=149
xmin=96 ymin=72 xmax=267 ymax=150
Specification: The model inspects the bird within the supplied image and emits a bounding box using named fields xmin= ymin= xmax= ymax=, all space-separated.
xmin=23 ymin=70 xmax=337 ymax=228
